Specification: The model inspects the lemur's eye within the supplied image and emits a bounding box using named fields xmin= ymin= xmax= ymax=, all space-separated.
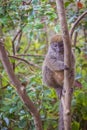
xmin=58 ymin=41 xmax=63 ymax=47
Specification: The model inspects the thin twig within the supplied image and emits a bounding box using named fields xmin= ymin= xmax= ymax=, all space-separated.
xmin=23 ymin=0 xmax=32 ymax=5
xmin=12 ymin=24 xmax=25 ymax=54
xmin=15 ymin=31 xmax=22 ymax=52
xmin=8 ymin=55 xmax=41 ymax=69
xmin=15 ymin=54 xmax=45 ymax=57
xmin=73 ymin=31 xmax=78 ymax=52
xmin=83 ymin=28 xmax=87 ymax=43
xmin=12 ymin=29 xmax=22 ymax=70
xmin=70 ymin=10 xmax=87 ymax=38
xmin=12 ymin=30 xmax=22 ymax=44
xmin=27 ymin=0 xmax=32 ymax=5
xmin=24 ymin=41 xmax=31 ymax=53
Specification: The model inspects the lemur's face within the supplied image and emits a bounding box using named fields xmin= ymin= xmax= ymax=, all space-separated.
xmin=51 ymin=41 xmax=64 ymax=53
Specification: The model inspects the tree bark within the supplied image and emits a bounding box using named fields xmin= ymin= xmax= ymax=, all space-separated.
xmin=0 ymin=40 xmax=43 ymax=130
xmin=56 ymin=0 xmax=73 ymax=130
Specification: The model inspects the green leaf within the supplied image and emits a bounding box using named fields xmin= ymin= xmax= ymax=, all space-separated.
xmin=82 ymin=63 xmax=87 ymax=68
xmin=34 ymin=23 xmax=44 ymax=29
xmin=75 ymin=46 xmax=81 ymax=53
xmin=75 ymin=74 xmax=82 ymax=80
xmin=1 ymin=127 xmax=8 ymax=130
xmin=65 ymin=2 xmax=71 ymax=7
xmin=18 ymin=119 xmax=27 ymax=128
xmin=82 ymin=94 xmax=87 ymax=106
xmin=14 ymin=127 xmax=22 ymax=130
xmin=32 ymin=0 xmax=39 ymax=4
xmin=9 ymin=107 xmax=18 ymax=113
xmin=54 ymin=25 xmax=61 ymax=33
xmin=3 ymin=117 xmax=9 ymax=126
xmin=72 ymin=121 xmax=80 ymax=130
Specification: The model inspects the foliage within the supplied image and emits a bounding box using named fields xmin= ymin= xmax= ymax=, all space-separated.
xmin=0 ymin=0 xmax=87 ymax=130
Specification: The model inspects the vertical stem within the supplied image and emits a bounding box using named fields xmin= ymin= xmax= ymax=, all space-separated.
xmin=56 ymin=0 xmax=73 ymax=130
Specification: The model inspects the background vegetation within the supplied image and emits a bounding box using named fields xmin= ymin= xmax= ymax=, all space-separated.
xmin=0 ymin=0 xmax=87 ymax=130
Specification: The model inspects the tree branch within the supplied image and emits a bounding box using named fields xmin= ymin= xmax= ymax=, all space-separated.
xmin=24 ymin=41 xmax=31 ymax=54
xmin=15 ymin=54 xmax=45 ymax=57
xmin=15 ymin=31 xmax=22 ymax=52
xmin=0 ymin=40 xmax=43 ymax=130
xmin=73 ymin=31 xmax=78 ymax=50
xmin=12 ymin=29 xmax=22 ymax=54
xmin=8 ymin=55 xmax=41 ymax=69
xmin=12 ymin=30 xmax=22 ymax=44
xmin=22 ymin=0 xmax=32 ymax=5
xmin=70 ymin=10 xmax=87 ymax=38
xmin=12 ymin=29 xmax=22 ymax=70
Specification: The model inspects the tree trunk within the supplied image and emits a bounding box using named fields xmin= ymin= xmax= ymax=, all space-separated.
xmin=0 ymin=39 xmax=43 ymax=130
xmin=56 ymin=0 xmax=73 ymax=130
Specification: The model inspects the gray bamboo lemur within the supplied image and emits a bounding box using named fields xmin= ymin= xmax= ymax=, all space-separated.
xmin=42 ymin=34 xmax=75 ymax=130
xmin=42 ymin=34 xmax=75 ymax=97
